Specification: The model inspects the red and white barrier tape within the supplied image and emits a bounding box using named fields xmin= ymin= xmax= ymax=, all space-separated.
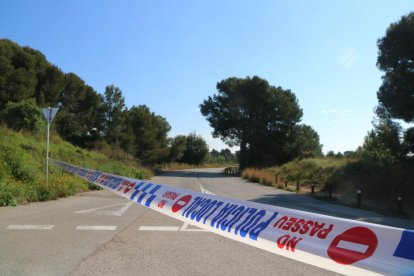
xmin=51 ymin=159 xmax=413 ymax=275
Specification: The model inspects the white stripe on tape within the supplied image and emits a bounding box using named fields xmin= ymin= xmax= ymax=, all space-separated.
xmin=50 ymin=159 xmax=414 ymax=276
xmin=337 ymin=240 xmax=369 ymax=253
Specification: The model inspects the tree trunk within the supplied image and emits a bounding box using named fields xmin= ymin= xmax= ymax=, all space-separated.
xmin=239 ymin=139 xmax=247 ymax=170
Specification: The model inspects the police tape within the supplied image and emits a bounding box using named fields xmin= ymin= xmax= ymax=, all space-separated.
xmin=50 ymin=159 xmax=414 ymax=275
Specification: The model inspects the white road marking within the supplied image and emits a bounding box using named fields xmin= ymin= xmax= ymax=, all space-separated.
xmin=337 ymin=240 xmax=369 ymax=253
xmin=97 ymin=202 xmax=133 ymax=216
xmin=196 ymin=172 xmax=216 ymax=195
xmin=139 ymin=226 xmax=180 ymax=231
xmin=74 ymin=201 xmax=133 ymax=216
xmin=180 ymin=222 xmax=207 ymax=232
xmin=76 ymin=225 xmax=117 ymax=231
xmin=199 ymin=183 xmax=216 ymax=195
xmin=139 ymin=222 xmax=207 ymax=232
xmin=7 ymin=225 xmax=54 ymax=230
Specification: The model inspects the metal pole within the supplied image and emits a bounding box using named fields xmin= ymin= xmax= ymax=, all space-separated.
xmin=42 ymin=106 xmax=58 ymax=188
xmin=46 ymin=107 xmax=51 ymax=187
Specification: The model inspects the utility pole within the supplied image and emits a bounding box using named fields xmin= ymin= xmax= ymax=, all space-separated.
xmin=42 ymin=107 xmax=59 ymax=186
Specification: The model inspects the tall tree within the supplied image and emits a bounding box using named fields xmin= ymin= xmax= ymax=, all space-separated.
xmin=0 ymin=39 xmax=37 ymax=109
xmin=128 ymin=105 xmax=171 ymax=164
xmin=376 ymin=12 xmax=414 ymax=158
xmin=55 ymin=73 xmax=104 ymax=148
xmin=377 ymin=12 xmax=414 ymax=123
xmin=102 ymin=85 xmax=131 ymax=149
xmin=200 ymin=76 xmax=303 ymax=168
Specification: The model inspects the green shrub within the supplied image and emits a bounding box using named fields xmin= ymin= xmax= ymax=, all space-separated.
xmin=0 ymin=99 xmax=45 ymax=133
xmin=0 ymin=186 xmax=18 ymax=206
xmin=36 ymin=185 xmax=56 ymax=201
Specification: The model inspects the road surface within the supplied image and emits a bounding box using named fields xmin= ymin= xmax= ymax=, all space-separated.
xmin=1 ymin=168 xmax=412 ymax=275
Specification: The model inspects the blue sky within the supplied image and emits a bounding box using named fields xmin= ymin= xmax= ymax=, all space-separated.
xmin=1 ymin=1 xmax=413 ymax=153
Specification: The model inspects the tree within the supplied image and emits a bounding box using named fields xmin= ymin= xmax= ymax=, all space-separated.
xmin=288 ymin=124 xmax=323 ymax=158
xmin=377 ymin=12 xmax=414 ymax=123
xmin=360 ymin=117 xmax=403 ymax=164
xmin=168 ymin=135 xmax=187 ymax=162
xmin=23 ymin=47 xmax=65 ymax=107
xmin=101 ymin=85 xmax=132 ymax=149
xmin=54 ymin=73 xmax=104 ymax=148
xmin=220 ymin=148 xmax=236 ymax=163
xmin=200 ymin=76 xmax=303 ymax=168
xmin=0 ymin=39 xmax=37 ymax=109
xmin=180 ymin=133 xmax=209 ymax=165
xmin=326 ymin=151 xmax=335 ymax=158
xmin=128 ymin=105 xmax=171 ymax=164
xmin=403 ymin=127 xmax=414 ymax=156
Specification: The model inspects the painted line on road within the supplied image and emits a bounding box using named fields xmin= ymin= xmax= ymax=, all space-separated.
xmin=139 ymin=226 xmax=180 ymax=231
xmin=180 ymin=222 xmax=207 ymax=232
xmin=199 ymin=184 xmax=216 ymax=195
xmin=74 ymin=201 xmax=133 ymax=216
xmin=196 ymin=173 xmax=216 ymax=195
xmin=139 ymin=222 xmax=207 ymax=232
xmin=76 ymin=225 xmax=117 ymax=231
xmin=7 ymin=224 xmax=54 ymax=230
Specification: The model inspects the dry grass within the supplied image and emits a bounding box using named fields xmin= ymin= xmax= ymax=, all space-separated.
xmin=161 ymin=162 xmax=230 ymax=171
xmin=241 ymin=168 xmax=276 ymax=186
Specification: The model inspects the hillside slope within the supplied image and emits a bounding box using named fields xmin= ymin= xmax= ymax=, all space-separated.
xmin=0 ymin=126 xmax=152 ymax=206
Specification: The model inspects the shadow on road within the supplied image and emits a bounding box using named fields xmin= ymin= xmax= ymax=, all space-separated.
xmin=249 ymin=193 xmax=414 ymax=229
xmin=159 ymin=170 xmax=229 ymax=179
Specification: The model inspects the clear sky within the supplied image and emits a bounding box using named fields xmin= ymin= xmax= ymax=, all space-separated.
xmin=1 ymin=1 xmax=413 ymax=153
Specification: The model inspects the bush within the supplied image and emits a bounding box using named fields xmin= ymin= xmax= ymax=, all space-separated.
xmin=0 ymin=99 xmax=45 ymax=133
xmin=0 ymin=185 xmax=17 ymax=206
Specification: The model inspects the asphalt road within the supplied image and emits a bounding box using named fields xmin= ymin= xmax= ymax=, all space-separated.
xmin=1 ymin=168 xmax=413 ymax=275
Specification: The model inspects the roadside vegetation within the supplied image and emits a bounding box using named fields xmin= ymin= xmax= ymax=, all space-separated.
xmin=0 ymin=126 xmax=152 ymax=206
xmin=241 ymin=155 xmax=414 ymax=217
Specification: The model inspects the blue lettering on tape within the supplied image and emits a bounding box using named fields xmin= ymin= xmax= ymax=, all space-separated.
xmin=129 ymin=181 xmax=146 ymax=200
xmin=128 ymin=182 xmax=161 ymax=206
xmin=145 ymin=194 xmax=157 ymax=207
xmin=88 ymin=171 xmax=101 ymax=183
xmin=182 ymin=196 xmax=278 ymax=241
xmin=394 ymin=230 xmax=414 ymax=261
xmin=149 ymin=184 xmax=161 ymax=194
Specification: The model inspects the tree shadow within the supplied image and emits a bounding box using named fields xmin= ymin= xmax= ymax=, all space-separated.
xmin=158 ymin=170 xmax=230 ymax=179
xmin=249 ymin=193 xmax=414 ymax=229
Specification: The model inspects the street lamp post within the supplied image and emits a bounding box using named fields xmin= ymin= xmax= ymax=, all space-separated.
xmin=42 ymin=107 xmax=59 ymax=186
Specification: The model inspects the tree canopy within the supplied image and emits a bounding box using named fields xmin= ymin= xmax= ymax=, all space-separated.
xmin=0 ymin=39 xmax=173 ymax=165
xmin=180 ymin=132 xmax=209 ymax=165
xmin=200 ymin=76 xmax=318 ymax=168
xmin=368 ymin=12 xmax=414 ymax=160
xmin=377 ymin=12 xmax=414 ymax=123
